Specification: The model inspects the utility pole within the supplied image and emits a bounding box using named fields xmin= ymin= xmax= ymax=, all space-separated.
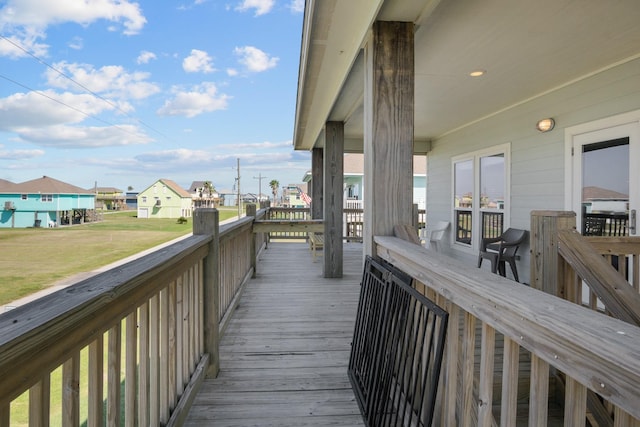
xmin=236 ymin=158 xmax=241 ymax=218
xmin=253 ymin=173 xmax=267 ymax=207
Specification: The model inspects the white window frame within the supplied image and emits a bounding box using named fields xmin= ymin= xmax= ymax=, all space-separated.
xmin=452 ymin=143 xmax=511 ymax=253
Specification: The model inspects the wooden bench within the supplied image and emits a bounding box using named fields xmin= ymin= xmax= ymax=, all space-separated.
xmin=309 ymin=233 xmax=324 ymax=261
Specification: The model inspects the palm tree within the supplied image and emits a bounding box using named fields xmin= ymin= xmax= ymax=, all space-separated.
xmin=203 ymin=181 xmax=215 ymax=207
xmin=269 ymin=179 xmax=279 ymax=206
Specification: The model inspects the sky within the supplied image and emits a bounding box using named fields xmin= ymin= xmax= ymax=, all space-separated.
xmin=0 ymin=0 xmax=308 ymax=195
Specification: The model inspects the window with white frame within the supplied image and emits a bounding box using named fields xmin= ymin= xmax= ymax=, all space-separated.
xmin=453 ymin=144 xmax=509 ymax=249
xmin=41 ymin=194 xmax=53 ymax=202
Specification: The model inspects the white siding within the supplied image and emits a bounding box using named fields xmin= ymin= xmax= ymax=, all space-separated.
xmin=427 ymin=57 xmax=640 ymax=284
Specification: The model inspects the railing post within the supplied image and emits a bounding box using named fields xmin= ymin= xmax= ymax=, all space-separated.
xmin=193 ymin=208 xmax=220 ymax=378
xmin=530 ymin=211 xmax=576 ymax=298
xmin=246 ymin=204 xmax=257 ymax=278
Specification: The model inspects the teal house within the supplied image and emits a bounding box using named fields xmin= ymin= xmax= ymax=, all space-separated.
xmin=0 ymin=176 xmax=95 ymax=228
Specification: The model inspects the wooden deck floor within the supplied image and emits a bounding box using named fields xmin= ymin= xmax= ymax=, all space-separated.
xmin=185 ymin=242 xmax=366 ymax=426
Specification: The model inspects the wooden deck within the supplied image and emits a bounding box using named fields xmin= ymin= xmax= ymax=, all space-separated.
xmin=184 ymin=242 xmax=366 ymax=426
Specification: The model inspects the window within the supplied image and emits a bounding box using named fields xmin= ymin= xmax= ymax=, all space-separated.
xmin=142 ymin=196 xmax=147 ymax=203
xmin=453 ymin=144 xmax=509 ymax=249
xmin=41 ymin=194 xmax=53 ymax=202
xmin=21 ymin=194 xmax=27 ymax=200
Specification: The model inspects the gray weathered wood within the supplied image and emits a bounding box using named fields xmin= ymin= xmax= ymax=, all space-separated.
xmin=324 ymin=121 xmax=344 ymax=278
xmin=530 ymin=210 xmax=576 ymax=297
xmin=194 ymin=208 xmax=220 ymax=378
xmin=252 ymin=220 xmax=323 ymax=233
xmin=363 ymin=21 xmax=415 ymax=258
xmin=311 ymin=147 xmax=323 ymax=220
xmin=184 ymin=242 xmax=364 ymax=426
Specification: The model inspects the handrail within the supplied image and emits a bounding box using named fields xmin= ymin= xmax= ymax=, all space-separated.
xmin=0 ymin=208 xmax=262 ymax=425
xmin=557 ymin=229 xmax=640 ymax=325
xmin=375 ymin=235 xmax=640 ymax=423
xmin=0 ymin=234 xmax=210 ymax=406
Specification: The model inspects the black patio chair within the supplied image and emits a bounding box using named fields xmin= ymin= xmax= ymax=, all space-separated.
xmin=477 ymin=228 xmax=528 ymax=282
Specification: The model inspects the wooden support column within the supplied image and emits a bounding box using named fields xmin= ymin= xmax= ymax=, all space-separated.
xmin=324 ymin=122 xmax=344 ymax=278
xmin=193 ymin=208 xmax=220 ymax=378
xmin=311 ymin=148 xmax=324 ymax=220
xmin=363 ymin=21 xmax=415 ymax=258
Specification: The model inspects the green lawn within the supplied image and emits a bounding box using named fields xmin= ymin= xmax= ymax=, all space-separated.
xmin=0 ymin=207 xmax=240 ymax=306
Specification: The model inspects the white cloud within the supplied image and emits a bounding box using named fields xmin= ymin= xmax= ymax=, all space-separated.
xmin=234 ymin=46 xmax=278 ymax=72
xmin=0 ymin=148 xmax=45 ymax=160
xmin=0 ymin=91 xmax=112 ymax=129
xmin=182 ymin=49 xmax=215 ymax=73
xmin=0 ymin=0 xmax=147 ymax=35
xmin=0 ymin=31 xmax=48 ymax=58
xmin=15 ymin=124 xmax=151 ymax=147
xmin=45 ymin=61 xmax=161 ymax=100
xmin=226 ymin=68 xmax=238 ymax=77
xmin=157 ymin=82 xmax=230 ymax=118
xmin=289 ymin=0 xmax=304 ymax=13
xmin=137 ymin=50 xmax=157 ymax=64
xmin=68 ymin=36 xmax=83 ymax=50
xmin=235 ymin=0 xmax=274 ymax=16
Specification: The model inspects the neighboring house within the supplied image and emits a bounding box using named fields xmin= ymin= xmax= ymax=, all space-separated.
xmin=302 ymin=153 xmax=427 ymax=209
xmin=137 ymin=179 xmax=193 ymax=219
xmin=188 ymin=181 xmax=219 ymax=208
xmin=125 ymin=191 xmax=138 ymax=209
xmin=582 ymin=186 xmax=629 ymax=214
xmin=93 ymin=187 xmax=125 ymax=210
xmin=0 ymin=176 xmax=95 ymax=228
xmin=282 ymin=184 xmax=308 ymax=208
xmin=293 ymin=1 xmax=640 ymax=285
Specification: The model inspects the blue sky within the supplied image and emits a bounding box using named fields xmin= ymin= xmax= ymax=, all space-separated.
xmin=0 ymin=0 xmax=308 ymax=194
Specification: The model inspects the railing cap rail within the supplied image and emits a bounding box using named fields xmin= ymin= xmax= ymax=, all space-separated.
xmin=374 ymin=235 xmax=640 ymax=419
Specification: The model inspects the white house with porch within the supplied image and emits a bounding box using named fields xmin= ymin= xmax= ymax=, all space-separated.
xmin=293 ymin=0 xmax=640 ymax=284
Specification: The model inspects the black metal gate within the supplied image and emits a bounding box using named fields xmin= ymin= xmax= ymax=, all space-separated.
xmin=349 ymin=256 xmax=448 ymax=427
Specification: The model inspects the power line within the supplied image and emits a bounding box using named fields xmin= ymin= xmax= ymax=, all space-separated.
xmin=0 ymin=34 xmax=173 ymax=143
xmin=0 ymin=73 xmax=148 ymax=140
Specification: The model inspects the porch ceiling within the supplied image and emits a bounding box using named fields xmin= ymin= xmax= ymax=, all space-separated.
xmin=293 ymin=0 xmax=640 ymax=151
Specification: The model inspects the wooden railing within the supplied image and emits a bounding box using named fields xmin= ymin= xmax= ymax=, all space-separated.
xmin=0 ymin=208 xmax=262 ymax=426
xmin=375 ymin=235 xmax=640 ymax=426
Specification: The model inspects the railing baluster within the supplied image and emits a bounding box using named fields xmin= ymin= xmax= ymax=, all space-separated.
xmin=88 ymin=335 xmax=103 ymax=427
xmin=176 ymin=274 xmax=184 ymax=395
xmin=478 ymin=323 xmax=495 ymax=427
xmin=149 ymin=294 xmax=159 ymax=427
xmin=138 ymin=302 xmax=149 ymax=427
xmin=62 ymin=352 xmax=80 ymax=427
xmin=160 ymin=287 xmax=169 ymax=423
xmin=107 ymin=323 xmax=121 ymax=427
xmin=564 ymin=377 xmax=587 ymax=427
xmin=528 ymin=354 xmax=550 ymax=427
xmin=461 ymin=312 xmax=476 ymax=427
xmin=500 ymin=336 xmax=519 ymax=427
xmin=125 ymin=311 xmax=137 ymax=427
xmin=29 ymin=375 xmax=50 ymax=427
xmin=168 ymin=281 xmax=177 ymax=410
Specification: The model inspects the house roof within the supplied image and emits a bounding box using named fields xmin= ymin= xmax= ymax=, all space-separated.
xmin=0 ymin=179 xmax=19 ymax=192
xmin=294 ymin=0 xmax=640 ymax=152
xmin=2 ymin=176 xmax=93 ymax=194
xmin=583 ymin=186 xmax=629 ymax=201
xmin=189 ymin=181 xmax=205 ymax=192
xmin=93 ymin=187 xmax=122 ymax=193
xmin=142 ymin=179 xmax=192 ymax=198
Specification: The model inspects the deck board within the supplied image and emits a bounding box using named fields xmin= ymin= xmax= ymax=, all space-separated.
xmin=184 ymin=242 xmax=366 ymax=426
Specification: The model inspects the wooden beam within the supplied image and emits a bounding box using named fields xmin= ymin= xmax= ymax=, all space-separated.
xmin=324 ymin=121 xmax=344 ymax=278
xmin=363 ymin=21 xmax=415 ymax=258
xmin=252 ymin=220 xmax=324 ymax=233
xmin=311 ymin=148 xmax=323 ymax=220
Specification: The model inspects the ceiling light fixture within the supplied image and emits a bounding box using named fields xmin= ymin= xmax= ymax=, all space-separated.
xmin=469 ymin=69 xmax=485 ymax=77
xmin=536 ymin=118 xmax=555 ymax=132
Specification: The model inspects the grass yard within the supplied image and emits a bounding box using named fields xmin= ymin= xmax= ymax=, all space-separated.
xmin=0 ymin=207 xmax=241 ymax=306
